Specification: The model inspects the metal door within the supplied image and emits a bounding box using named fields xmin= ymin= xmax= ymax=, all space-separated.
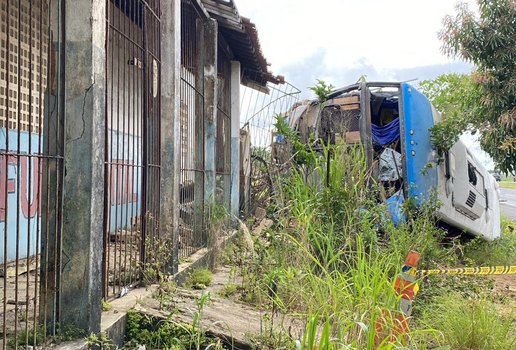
xmin=103 ymin=0 xmax=161 ymax=299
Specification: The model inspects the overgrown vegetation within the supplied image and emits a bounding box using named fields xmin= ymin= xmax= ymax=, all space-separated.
xmin=274 ymin=115 xmax=318 ymax=167
xmin=86 ymin=332 xmax=115 ymax=350
xmin=121 ymin=78 xmax=515 ymax=348
xmin=463 ymin=216 xmax=516 ymax=266
xmin=218 ymin=138 xmax=515 ymax=349
xmin=421 ymin=294 xmax=515 ymax=350
xmin=124 ymin=293 xmax=225 ymax=350
xmin=8 ymin=323 xmax=89 ymax=349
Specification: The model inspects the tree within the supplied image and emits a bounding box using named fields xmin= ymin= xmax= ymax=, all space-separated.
xmin=419 ymin=73 xmax=480 ymax=154
xmin=439 ymin=0 xmax=516 ymax=173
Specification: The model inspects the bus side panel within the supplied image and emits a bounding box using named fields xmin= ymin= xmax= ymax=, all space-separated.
xmin=401 ymin=83 xmax=438 ymax=203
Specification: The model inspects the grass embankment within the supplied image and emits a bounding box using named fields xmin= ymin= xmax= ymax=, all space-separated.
xmin=499 ymin=181 xmax=516 ymax=190
xmin=219 ymin=143 xmax=515 ymax=350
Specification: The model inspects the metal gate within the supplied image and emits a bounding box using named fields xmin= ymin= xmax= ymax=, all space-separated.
xmin=179 ymin=0 xmax=206 ymax=258
xmin=104 ymin=0 xmax=161 ymax=299
xmin=0 ymin=0 xmax=64 ymax=347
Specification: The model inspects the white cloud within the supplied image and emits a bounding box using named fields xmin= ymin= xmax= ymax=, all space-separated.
xmin=236 ymin=0 xmax=493 ymax=166
xmin=236 ymin=0 xmax=477 ymax=73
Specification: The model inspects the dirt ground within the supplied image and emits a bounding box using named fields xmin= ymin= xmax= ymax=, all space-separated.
xmin=135 ymin=265 xmax=304 ymax=348
xmin=491 ymin=273 xmax=516 ymax=297
xmin=490 ymin=273 xmax=516 ymax=319
xmin=0 ymin=265 xmax=39 ymax=343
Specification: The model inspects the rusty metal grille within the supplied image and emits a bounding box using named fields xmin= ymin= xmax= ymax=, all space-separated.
xmin=0 ymin=0 xmax=64 ymax=347
xmin=104 ymin=0 xmax=161 ymax=300
xmin=179 ymin=0 xmax=206 ymax=259
xmin=215 ymin=44 xmax=231 ymax=209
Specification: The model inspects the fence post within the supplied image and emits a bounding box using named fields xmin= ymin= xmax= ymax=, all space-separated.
xmin=160 ymin=0 xmax=181 ymax=273
xmin=59 ymin=0 xmax=105 ymax=332
xmin=202 ymin=19 xmax=218 ymax=230
xmin=230 ymin=61 xmax=241 ymax=221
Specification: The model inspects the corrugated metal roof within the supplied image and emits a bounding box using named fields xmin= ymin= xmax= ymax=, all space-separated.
xmin=200 ymin=0 xmax=283 ymax=87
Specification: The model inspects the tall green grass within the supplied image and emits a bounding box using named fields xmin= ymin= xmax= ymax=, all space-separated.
xmin=420 ymin=294 xmax=515 ymax=350
xmin=259 ymin=144 xmax=450 ymax=347
xmin=463 ymin=215 xmax=516 ymax=266
xmin=226 ymin=141 xmax=514 ymax=349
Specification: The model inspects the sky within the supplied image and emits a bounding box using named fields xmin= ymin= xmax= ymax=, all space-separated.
xmin=236 ymin=0 xmax=477 ymax=96
xmin=236 ymin=0 xmax=494 ymax=168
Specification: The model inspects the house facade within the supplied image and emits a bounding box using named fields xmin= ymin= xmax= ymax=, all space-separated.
xmin=0 ymin=0 xmax=277 ymax=344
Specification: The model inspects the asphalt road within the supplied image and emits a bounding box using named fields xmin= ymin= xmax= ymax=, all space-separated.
xmin=500 ymin=187 xmax=516 ymax=221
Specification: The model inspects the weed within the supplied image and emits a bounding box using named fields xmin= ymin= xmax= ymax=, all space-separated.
xmin=125 ymin=310 xmax=191 ymax=349
xmin=309 ymin=79 xmax=334 ymax=102
xmin=54 ymin=323 xmax=88 ymax=343
xmin=246 ymin=328 xmax=294 ymax=350
xmin=191 ymin=292 xmax=212 ymax=350
xmin=223 ymin=133 xmax=513 ymax=349
xmin=219 ymin=243 xmax=235 ymax=266
xmin=413 ymin=274 xmax=493 ymax=318
xmin=142 ymin=234 xmax=175 ymax=287
xmin=206 ymin=203 xmax=230 ymax=269
xmin=102 ymin=299 xmax=112 ymax=312
xmin=152 ymin=280 xmax=176 ymax=310
xmin=124 ymin=293 xmax=221 ymax=350
xmin=7 ymin=325 xmax=46 ymax=348
xmin=218 ymin=283 xmax=239 ymax=298
xmin=187 ymin=268 xmax=213 ymax=289
xmin=85 ymin=332 xmax=114 ymax=350
xmin=296 ymin=314 xmax=343 ymax=350
xmin=421 ymin=294 xmax=515 ymax=350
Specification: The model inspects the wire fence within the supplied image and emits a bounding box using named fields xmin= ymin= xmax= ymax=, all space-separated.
xmin=239 ymin=70 xmax=300 ymax=215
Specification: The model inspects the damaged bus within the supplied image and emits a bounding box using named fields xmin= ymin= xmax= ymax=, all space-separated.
xmin=275 ymin=82 xmax=500 ymax=240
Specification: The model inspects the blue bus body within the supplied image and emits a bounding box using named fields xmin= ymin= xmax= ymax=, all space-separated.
xmin=283 ymin=82 xmax=500 ymax=240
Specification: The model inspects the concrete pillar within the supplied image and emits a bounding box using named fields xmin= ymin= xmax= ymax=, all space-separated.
xmin=230 ymin=61 xmax=241 ymax=220
xmin=203 ymin=19 xmax=218 ymax=212
xmin=59 ymin=0 xmax=105 ymax=332
xmin=160 ymin=0 xmax=181 ymax=273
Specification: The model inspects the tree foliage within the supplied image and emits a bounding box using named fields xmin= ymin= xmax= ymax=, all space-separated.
xmin=439 ymin=0 xmax=516 ymax=172
xmin=419 ymin=73 xmax=480 ymax=154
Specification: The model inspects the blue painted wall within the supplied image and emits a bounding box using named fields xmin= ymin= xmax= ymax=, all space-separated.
xmin=0 ymin=128 xmax=142 ymax=263
xmin=0 ymin=129 xmax=41 ymax=262
xmin=106 ymin=130 xmax=142 ymax=232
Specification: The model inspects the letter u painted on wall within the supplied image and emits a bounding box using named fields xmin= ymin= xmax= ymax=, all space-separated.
xmin=0 ymin=130 xmax=42 ymax=263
